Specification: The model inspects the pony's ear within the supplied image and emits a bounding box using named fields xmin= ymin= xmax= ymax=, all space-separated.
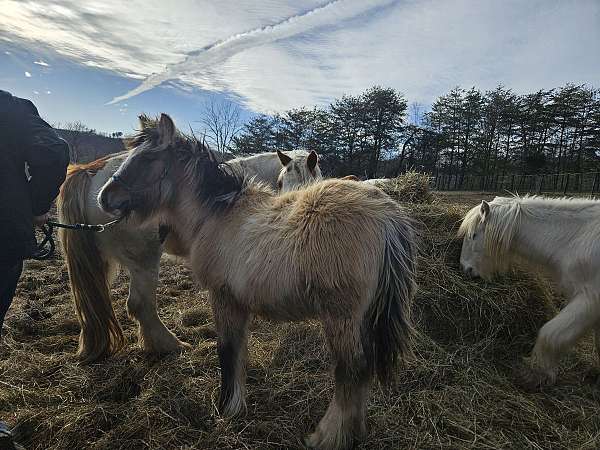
xmin=480 ymin=200 xmax=490 ymax=221
xmin=307 ymin=150 xmax=318 ymax=173
xmin=277 ymin=150 xmax=292 ymax=167
xmin=157 ymin=113 xmax=176 ymax=146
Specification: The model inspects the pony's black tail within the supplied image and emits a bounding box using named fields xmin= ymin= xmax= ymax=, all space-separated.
xmin=363 ymin=216 xmax=418 ymax=384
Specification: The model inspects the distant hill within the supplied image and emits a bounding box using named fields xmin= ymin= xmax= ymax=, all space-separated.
xmin=56 ymin=128 xmax=240 ymax=164
xmin=56 ymin=129 xmax=126 ymax=163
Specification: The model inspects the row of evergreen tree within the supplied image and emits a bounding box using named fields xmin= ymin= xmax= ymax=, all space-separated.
xmin=232 ymin=84 xmax=600 ymax=181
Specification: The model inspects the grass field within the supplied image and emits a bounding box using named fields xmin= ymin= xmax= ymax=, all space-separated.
xmin=1 ymin=191 xmax=599 ymax=450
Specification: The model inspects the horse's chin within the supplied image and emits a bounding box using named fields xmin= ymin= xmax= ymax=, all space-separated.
xmin=127 ymin=205 xmax=165 ymax=230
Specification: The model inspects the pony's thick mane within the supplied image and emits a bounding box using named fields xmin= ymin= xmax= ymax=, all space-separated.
xmin=459 ymin=196 xmax=523 ymax=270
xmin=133 ymin=114 xmax=247 ymax=212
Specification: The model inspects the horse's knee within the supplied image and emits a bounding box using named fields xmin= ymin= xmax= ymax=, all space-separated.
xmin=532 ymin=324 xmax=564 ymax=367
xmin=127 ymin=271 xmax=158 ymax=320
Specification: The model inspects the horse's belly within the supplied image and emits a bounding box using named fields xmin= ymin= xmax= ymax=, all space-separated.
xmin=226 ymin=272 xmax=321 ymax=321
xmin=252 ymin=301 xmax=319 ymax=322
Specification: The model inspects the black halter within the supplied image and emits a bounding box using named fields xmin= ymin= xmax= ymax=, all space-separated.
xmin=31 ymin=216 xmax=123 ymax=260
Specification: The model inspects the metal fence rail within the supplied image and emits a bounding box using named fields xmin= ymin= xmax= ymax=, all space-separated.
xmin=433 ymin=172 xmax=600 ymax=194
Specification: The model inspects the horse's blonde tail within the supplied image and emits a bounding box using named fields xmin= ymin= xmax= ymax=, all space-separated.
xmin=364 ymin=215 xmax=418 ymax=384
xmin=57 ymin=162 xmax=125 ymax=363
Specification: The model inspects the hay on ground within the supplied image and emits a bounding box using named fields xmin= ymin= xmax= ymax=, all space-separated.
xmin=1 ymin=195 xmax=599 ymax=450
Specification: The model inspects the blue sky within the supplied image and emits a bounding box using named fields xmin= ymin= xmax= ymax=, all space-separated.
xmin=1 ymin=0 xmax=599 ymax=134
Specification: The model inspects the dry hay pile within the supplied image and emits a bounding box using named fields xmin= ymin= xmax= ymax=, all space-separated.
xmin=1 ymin=194 xmax=599 ymax=449
xmin=373 ymin=171 xmax=434 ymax=204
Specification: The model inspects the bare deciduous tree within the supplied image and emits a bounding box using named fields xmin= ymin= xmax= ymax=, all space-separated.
xmin=198 ymin=99 xmax=243 ymax=155
xmin=62 ymin=121 xmax=91 ymax=162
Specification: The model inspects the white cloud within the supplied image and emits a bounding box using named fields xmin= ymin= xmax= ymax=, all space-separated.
xmin=33 ymin=90 xmax=40 ymax=94
xmin=24 ymin=71 xmax=32 ymax=77
xmin=33 ymin=59 xmax=50 ymax=66
xmin=46 ymin=90 xmax=52 ymax=94
xmin=107 ymin=0 xmax=395 ymax=104
xmin=1 ymin=0 xmax=599 ymax=112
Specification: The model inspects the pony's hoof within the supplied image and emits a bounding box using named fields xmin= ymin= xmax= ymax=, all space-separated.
xmin=303 ymin=431 xmax=352 ymax=450
xmin=143 ymin=338 xmax=192 ymax=356
xmin=515 ymin=365 xmax=556 ymax=392
xmin=217 ymin=393 xmax=247 ymax=419
xmin=304 ymin=433 xmax=319 ymax=449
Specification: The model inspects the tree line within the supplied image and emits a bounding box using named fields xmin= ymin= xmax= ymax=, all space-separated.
xmin=230 ymin=84 xmax=600 ymax=182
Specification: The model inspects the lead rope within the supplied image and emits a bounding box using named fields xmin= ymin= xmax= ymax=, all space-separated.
xmin=31 ymin=216 xmax=123 ymax=260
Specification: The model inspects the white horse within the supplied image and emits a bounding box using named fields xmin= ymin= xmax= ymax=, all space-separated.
xmin=459 ymin=195 xmax=600 ymax=389
xmin=275 ymin=149 xmax=321 ymax=190
xmin=57 ymin=143 xmax=321 ymax=362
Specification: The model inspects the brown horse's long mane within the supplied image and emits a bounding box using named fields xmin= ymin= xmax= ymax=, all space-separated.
xmin=133 ymin=114 xmax=247 ymax=212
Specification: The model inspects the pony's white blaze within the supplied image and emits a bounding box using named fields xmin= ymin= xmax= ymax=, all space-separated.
xmin=458 ymin=195 xmax=600 ymax=390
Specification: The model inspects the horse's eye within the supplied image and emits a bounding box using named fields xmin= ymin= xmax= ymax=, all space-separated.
xmin=472 ymin=233 xmax=477 ymax=240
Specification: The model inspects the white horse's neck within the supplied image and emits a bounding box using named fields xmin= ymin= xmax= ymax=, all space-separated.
xmin=510 ymin=215 xmax=561 ymax=270
xmin=503 ymin=198 xmax=596 ymax=277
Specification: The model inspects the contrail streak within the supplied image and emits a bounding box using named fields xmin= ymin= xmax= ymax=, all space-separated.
xmin=108 ymin=0 xmax=395 ymax=104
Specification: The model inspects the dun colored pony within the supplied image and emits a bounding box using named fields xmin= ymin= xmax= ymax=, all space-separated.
xmin=98 ymin=114 xmax=418 ymax=450
xmin=459 ymin=195 xmax=600 ymax=390
xmin=57 ymin=132 xmax=320 ymax=363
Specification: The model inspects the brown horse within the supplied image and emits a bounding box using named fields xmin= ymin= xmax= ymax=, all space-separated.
xmin=98 ymin=114 xmax=418 ymax=450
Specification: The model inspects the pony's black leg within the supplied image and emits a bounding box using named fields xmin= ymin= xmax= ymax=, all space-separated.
xmin=211 ymin=288 xmax=250 ymax=417
xmin=305 ymin=317 xmax=370 ymax=450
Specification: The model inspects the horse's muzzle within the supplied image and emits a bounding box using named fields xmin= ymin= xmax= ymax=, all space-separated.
xmin=461 ymin=264 xmax=476 ymax=279
xmin=98 ymin=184 xmax=130 ymax=216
